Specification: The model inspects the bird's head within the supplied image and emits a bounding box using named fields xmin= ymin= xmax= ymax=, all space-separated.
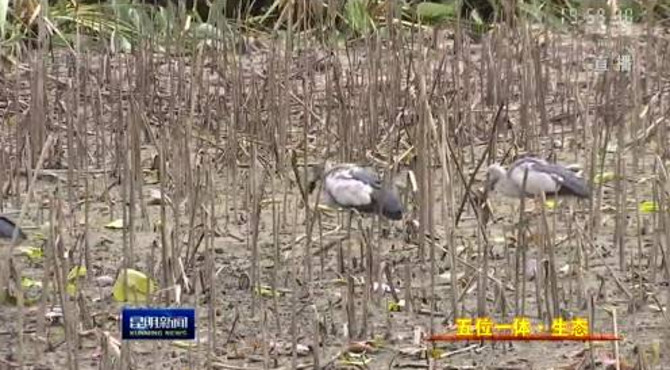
xmin=305 ymin=164 xmax=325 ymax=194
xmin=485 ymin=164 xmax=506 ymax=192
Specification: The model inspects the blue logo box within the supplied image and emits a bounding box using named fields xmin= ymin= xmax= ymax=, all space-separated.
xmin=121 ymin=307 xmax=196 ymax=340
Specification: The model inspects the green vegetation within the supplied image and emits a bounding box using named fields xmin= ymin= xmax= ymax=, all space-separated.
xmin=1 ymin=0 xmax=665 ymax=62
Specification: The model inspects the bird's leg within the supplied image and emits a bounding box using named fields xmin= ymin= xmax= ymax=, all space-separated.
xmin=345 ymin=209 xmax=354 ymax=273
xmin=516 ymin=198 xmax=540 ymax=229
xmin=350 ymin=209 xmax=367 ymax=269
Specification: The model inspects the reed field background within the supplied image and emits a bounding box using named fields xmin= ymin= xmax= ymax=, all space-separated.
xmin=1 ymin=0 xmax=670 ymax=369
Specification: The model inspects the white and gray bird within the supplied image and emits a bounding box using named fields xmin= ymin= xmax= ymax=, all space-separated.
xmin=485 ymin=156 xmax=591 ymax=200
xmin=0 ymin=215 xmax=26 ymax=241
xmin=307 ymin=162 xmax=404 ymax=220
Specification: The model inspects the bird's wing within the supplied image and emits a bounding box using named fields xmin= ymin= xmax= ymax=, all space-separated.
xmin=533 ymin=161 xmax=591 ymax=197
xmin=324 ymin=167 xmax=375 ymax=207
xmin=348 ymin=166 xmax=383 ymax=189
xmin=507 ymin=158 xmax=562 ymax=195
xmin=0 ymin=216 xmax=25 ymax=240
xmin=509 ymin=157 xmax=590 ymax=197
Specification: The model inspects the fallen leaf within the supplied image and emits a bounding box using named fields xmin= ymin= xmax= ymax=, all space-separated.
xmin=22 ymin=276 xmax=41 ymax=289
xmin=639 ymin=201 xmax=659 ymax=214
xmin=594 ymin=172 xmax=616 ymax=184
xmin=112 ymin=269 xmax=157 ymax=303
xmin=430 ymin=348 xmax=443 ymax=359
xmin=254 ymin=285 xmax=280 ymax=298
xmin=648 ymin=304 xmax=665 ymax=312
xmin=545 ymin=199 xmax=557 ymax=210
xmin=172 ymin=341 xmax=197 ymax=349
xmin=296 ymin=343 xmax=310 ymax=356
xmin=558 ymin=264 xmax=571 ymax=276
xmin=339 ymin=351 xmax=373 ymax=367
xmin=316 ymin=204 xmax=337 ymax=213
xmin=18 ymin=276 xmax=43 ymax=305
xmin=438 ymin=271 xmax=465 ymax=282
xmin=105 ymin=219 xmax=125 ymax=230
xmin=17 ymin=246 xmax=44 ymax=262
xmin=143 ymin=169 xmax=159 ymax=185
xmin=66 ymin=265 xmax=87 ymax=295
xmin=67 ymin=265 xmax=87 ymax=281
xmin=387 ymin=299 xmax=406 ymax=312
xmin=147 ymin=189 xmax=171 ymax=206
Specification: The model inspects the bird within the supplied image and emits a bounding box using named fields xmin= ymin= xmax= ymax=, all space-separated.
xmin=306 ymin=161 xmax=404 ymax=221
xmin=0 ymin=215 xmax=27 ymax=241
xmin=485 ymin=156 xmax=591 ymax=200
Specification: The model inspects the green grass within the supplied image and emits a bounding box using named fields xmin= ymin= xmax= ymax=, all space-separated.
xmin=0 ymin=0 xmax=665 ymax=60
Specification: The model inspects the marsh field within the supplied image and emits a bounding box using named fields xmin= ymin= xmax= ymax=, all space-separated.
xmin=1 ymin=2 xmax=670 ymax=369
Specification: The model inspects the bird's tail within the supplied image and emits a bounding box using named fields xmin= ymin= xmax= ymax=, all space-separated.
xmin=560 ymin=174 xmax=591 ymax=198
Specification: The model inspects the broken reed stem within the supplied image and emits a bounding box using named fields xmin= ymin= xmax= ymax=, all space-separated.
xmin=346 ymin=273 xmax=357 ymax=340
xmin=118 ymin=55 xmax=132 ymax=368
xmin=612 ymin=308 xmax=621 ymax=370
xmin=249 ymin=152 xmax=268 ymax=317
xmin=311 ymin=305 xmax=321 ymax=368
xmin=6 ymin=133 xmax=55 ymax=368
xmin=270 ymin=165 xmax=282 ymax=335
xmin=53 ymin=197 xmax=78 ymax=370
xmin=302 ymin=55 xmax=315 ymax=286
xmin=158 ymin=109 xmax=171 ymax=305
xmin=417 ymin=52 xmax=437 ymax=332
xmin=615 ymin=115 xmax=627 ymax=272
xmin=353 ymin=216 xmax=369 ymax=338
xmin=515 ymin=167 xmax=530 ymax=317
xmin=206 ymin=156 xmax=216 ymax=368
xmin=539 ymin=191 xmax=558 ymax=323
xmin=433 ymin=112 xmax=460 ymax=319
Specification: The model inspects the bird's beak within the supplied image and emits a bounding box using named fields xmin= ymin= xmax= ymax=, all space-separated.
xmin=305 ymin=166 xmax=323 ymax=195
xmin=306 ymin=179 xmax=318 ymax=194
xmin=484 ymin=177 xmax=496 ymax=192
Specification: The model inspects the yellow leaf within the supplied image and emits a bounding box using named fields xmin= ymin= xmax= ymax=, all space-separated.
xmin=18 ymin=246 xmax=44 ymax=262
xmin=19 ymin=277 xmax=43 ymax=305
xmin=254 ymin=285 xmax=280 ymax=298
xmin=649 ymin=340 xmax=660 ymax=366
xmin=339 ymin=358 xmax=372 ymax=366
xmin=639 ymin=201 xmax=659 ymax=214
xmin=593 ymin=172 xmax=615 ymax=184
xmin=67 ymin=265 xmax=87 ymax=281
xmin=105 ymin=219 xmax=125 ymax=229
xmin=172 ymin=340 xmax=197 ymax=349
xmin=66 ymin=266 xmax=87 ymax=296
xmin=21 ymin=276 xmax=41 ymax=289
xmin=387 ymin=299 xmax=405 ymax=312
xmin=430 ymin=348 xmax=443 ymax=359
xmin=544 ymin=199 xmax=557 ymax=210
xmin=112 ymin=269 xmax=158 ymax=303
xmin=332 ymin=278 xmax=347 ymax=286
